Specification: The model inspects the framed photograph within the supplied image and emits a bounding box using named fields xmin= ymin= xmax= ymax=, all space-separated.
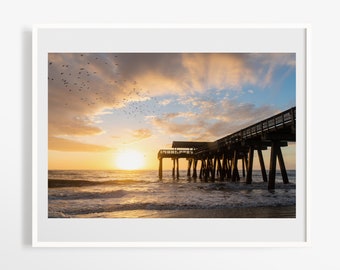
xmin=32 ymin=25 xmax=309 ymax=247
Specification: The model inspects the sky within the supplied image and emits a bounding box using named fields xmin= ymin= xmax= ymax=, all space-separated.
xmin=48 ymin=53 xmax=296 ymax=170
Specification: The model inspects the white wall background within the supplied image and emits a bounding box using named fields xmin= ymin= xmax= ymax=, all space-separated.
xmin=0 ymin=0 xmax=338 ymax=269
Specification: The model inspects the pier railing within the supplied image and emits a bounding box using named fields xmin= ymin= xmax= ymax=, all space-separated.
xmin=158 ymin=149 xmax=195 ymax=159
xmin=194 ymin=107 xmax=296 ymax=154
xmin=217 ymin=107 xmax=295 ymax=145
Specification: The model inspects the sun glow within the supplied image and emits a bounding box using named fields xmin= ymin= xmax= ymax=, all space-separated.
xmin=115 ymin=149 xmax=145 ymax=170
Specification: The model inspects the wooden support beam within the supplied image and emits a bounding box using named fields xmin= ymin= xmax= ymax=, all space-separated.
xmin=244 ymin=154 xmax=248 ymax=173
xmin=268 ymin=141 xmax=279 ymax=190
xmin=203 ymin=159 xmax=209 ymax=181
xmin=242 ymin=156 xmax=246 ymax=177
xmin=226 ymin=158 xmax=232 ymax=180
xmin=232 ymin=150 xmax=239 ymax=182
xmin=210 ymin=158 xmax=214 ymax=178
xmin=206 ymin=158 xmax=210 ymax=180
xmin=206 ymin=158 xmax=212 ymax=181
xmin=257 ymin=149 xmax=267 ymax=182
xmin=192 ymin=159 xmax=198 ymax=178
xmin=217 ymin=157 xmax=222 ymax=181
xmin=268 ymin=141 xmax=289 ymax=189
xmin=212 ymin=157 xmax=217 ymax=181
xmin=236 ymin=167 xmax=240 ymax=181
xmin=158 ymin=158 xmax=163 ymax=179
xmin=176 ymin=158 xmax=179 ymax=179
xmin=199 ymin=159 xmax=204 ymax=180
xmin=172 ymin=158 xmax=175 ymax=177
xmin=221 ymin=154 xmax=227 ymax=180
xmin=187 ymin=159 xmax=192 ymax=177
xmin=216 ymin=158 xmax=220 ymax=177
xmin=277 ymin=147 xmax=289 ymax=184
xmin=246 ymin=146 xmax=254 ymax=184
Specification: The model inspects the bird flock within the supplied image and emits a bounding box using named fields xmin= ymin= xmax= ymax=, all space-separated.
xmin=48 ymin=53 xmax=161 ymax=120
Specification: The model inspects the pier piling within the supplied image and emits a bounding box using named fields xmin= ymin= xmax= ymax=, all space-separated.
xmin=268 ymin=141 xmax=279 ymax=190
xmin=158 ymin=158 xmax=163 ymax=179
xmin=277 ymin=147 xmax=289 ymax=184
xmin=246 ymin=146 xmax=254 ymax=184
xmin=187 ymin=159 xmax=192 ymax=177
xmin=192 ymin=159 xmax=198 ymax=178
xmin=257 ymin=149 xmax=267 ymax=182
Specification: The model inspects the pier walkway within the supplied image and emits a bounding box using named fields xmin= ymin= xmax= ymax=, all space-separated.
xmin=157 ymin=107 xmax=296 ymax=190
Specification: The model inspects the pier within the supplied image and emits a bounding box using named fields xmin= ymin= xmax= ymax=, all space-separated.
xmin=157 ymin=107 xmax=296 ymax=190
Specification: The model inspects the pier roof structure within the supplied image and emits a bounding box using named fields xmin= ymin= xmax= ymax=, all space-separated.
xmin=172 ymin=141 xmax=209 ymax=149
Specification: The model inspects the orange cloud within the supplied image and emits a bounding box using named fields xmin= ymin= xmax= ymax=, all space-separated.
xmin=132 ymin=129 xmax=152 ymax=139
xmin=150 ymin=99 xmax=277 ymax=141
xmin=49 ymin=137 xmax=111 ymax=152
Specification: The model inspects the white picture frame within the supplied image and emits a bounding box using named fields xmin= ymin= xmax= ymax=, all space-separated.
xmin=32 ymin=24 xmax=309 ymax=247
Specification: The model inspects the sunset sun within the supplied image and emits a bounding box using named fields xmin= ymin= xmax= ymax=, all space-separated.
xmin=115 ymin=149 xmax=145 ymax=170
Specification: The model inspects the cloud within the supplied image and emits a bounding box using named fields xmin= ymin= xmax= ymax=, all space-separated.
xmin=120 ymin=128 xmax=153 ymax=145
xmin=49 ymin=137 xmax=111 ymax=152
xmin=150 ymin=98 xmax=277 ymax=141
xmin=49 ymin=113 xmax=103 ymax=137
xmin=246 ymin=53 xmax=296 ymax=88
xmin=112 ymin=53 xmax=269 ymax=96
xmin=158 ymin=99 xmax=172 ymax=106
xmin=180 ymin=53 xmax=257 ymax=92
xmin=131 ymin=129 xmax=152 ymax=140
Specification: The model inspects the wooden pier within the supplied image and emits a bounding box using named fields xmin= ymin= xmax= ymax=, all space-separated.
xmin=157 ymin=107 xmax=296 ymax=190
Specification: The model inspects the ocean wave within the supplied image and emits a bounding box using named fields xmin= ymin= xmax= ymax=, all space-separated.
xmin=48 ymin=179 xmax=145 ymax=188
xmin=49 ymin=190 xmax=127 ymax=200
xmin=197 ymin=182 xmax=296 ymax=191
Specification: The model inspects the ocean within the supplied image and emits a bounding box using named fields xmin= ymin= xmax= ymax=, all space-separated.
xmin=48 ymin=170 xmax=296 ymax=218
